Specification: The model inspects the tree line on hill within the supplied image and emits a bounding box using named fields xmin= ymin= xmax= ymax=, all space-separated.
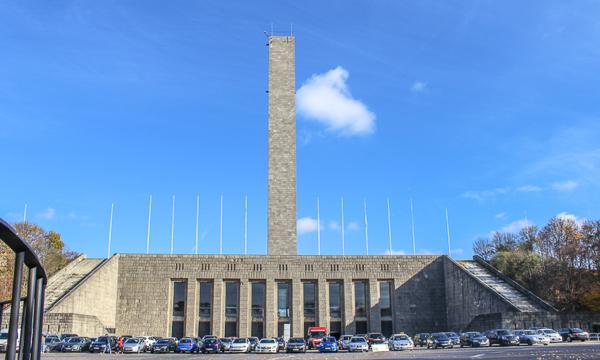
xmin=473 ymin=215 xmax=600 ymax=312
xmin=0 ymin=222 xmax=79 ymax=301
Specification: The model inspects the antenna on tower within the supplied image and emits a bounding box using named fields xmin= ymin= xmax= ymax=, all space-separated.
xmin=445 ymin=208 xmax=452 ymax=258
xmin=220 ymin=195 xmax=223 ymax=255
xmin=317 ymin=197 xmax=321 ymax=256
xmin=146 ymin=195 xmax=152 ymax=254
xmin=341 ymin=197 xmax=345 ymax=256
xmin=195 ymin=195 xmax=200 ymax=255
xmin=290 ymin=23 xmax=293 ymax=36
xmin=107 ymin=203 xmax=114 ymax=259
xmin=364 ymin=199 xmax=369 ymax=256
xmin=410 ymin=198 xmax=416 ymax=255
xmin=244 ymin=195 xmax=248 ymax=255
xmin=171 ymin=195 xmax=175 ymax=255
xmin=387 ymin=198 xmax=393 ymax=255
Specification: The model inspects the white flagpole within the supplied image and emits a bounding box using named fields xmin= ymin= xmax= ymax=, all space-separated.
xmin=364 ymin=199 xmax=369 ymax=256
xmin=244 ymin=195 xmax=248 ymax=255
xmin=317 ymin=197 xmax=321 ymax=256
xmin=171 ymin=195 xmax=175 ymax=255
xmin=446 ymin=208 xmax=452 ymax=258
xmin=195 ymin=195 xmax=199 ymax=255
xmin=410 ymin=198 xmax=416 ymax=255
xmin=341 ymin=197 xmax=345 ymax=256
xmin=146 ymin=195 xmax=152 ymax=254
xmin=387 ymin=198 xmax=392 ymax=255
xmin=220 ymin=195 xmax=223 ymax=255
xmin=107 ymin=203 xmax=114 ymax=259
xmin=23 ymin=204 xmax=28 ymax=223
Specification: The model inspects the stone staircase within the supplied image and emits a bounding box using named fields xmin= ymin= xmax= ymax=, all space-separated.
xmin=45 ymin=255 xmax=106 ymax=310
xmin=459 ymin=261 xmax=542 ymax=312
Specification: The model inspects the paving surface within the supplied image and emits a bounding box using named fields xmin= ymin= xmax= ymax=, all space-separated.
xmin=41 ymin=342 xmax=600 ymax=360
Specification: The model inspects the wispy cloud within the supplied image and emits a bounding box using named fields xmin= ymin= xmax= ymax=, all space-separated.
xmin=556 ymin=212 xmax=585 ymax=226
xmin=347 ymin=221 xmax=360 ymax=231
xmin=411 ymin=80 xmax=427 ymax=93
xmin=328 ymin=220 xmax=340 ymax=231
xmin=495 ymin=212 xmax=507 ymax=220
xmin=499 ymin=219 xmax=532 ymax=233
xmin=297 ymin=66 xmax=376 ymax=136
xmin=516 ymin=185 xmax=542 ymax=192
xmin=551 ymin=180 xmax=578 ymax=191
xmin=36 ymin=207 xmax=56 ymax=220
xmin=297 ymin=217 xmax=318 ymax=235
xmin=384 ymin=249 xmax=406 ymax=255
xmin=461 ymin=188 xmax=509 ymax=202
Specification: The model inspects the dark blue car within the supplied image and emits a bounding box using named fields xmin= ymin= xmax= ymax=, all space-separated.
xmin=318 ymin=336 xmax=338 ymax=353
xmin=175 ymin=338 xmax=199 ymax=353
xmin=201 ymin=338 xmax=222 ymax=353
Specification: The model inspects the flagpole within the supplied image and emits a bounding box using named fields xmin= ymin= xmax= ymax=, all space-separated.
xmin=23 ymin=204 xmax=27 ymax=223
xmin=171 ymin=195 xmax=175 ymax=255
xmin=195 ymin=195 xmax=199 ymax=255
xmin=146 ymin=195 xmax=152 ymax=254
xmin=244 ymin=195 xmax=248 ymax=255
xmin=387 ymin=198 xmax=392 ymax=255
xmin=446 ymin=208 xmax=452 ymax=258
xmin=410 ymin=198 xmax=416 ymax=255
xmin=341 ymin=197 xmax=345 ymax=256
xmin=107 ymin=203 xmax=114 ymax=259
xmin=317 ymin=197 xmax=321 ymax=256
xmin=220 ymin=195 xmax=223 ymax=255
xmin=364 ymin=199 xmax=369 ymax=256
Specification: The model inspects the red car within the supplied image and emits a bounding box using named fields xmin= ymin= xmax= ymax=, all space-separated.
xmin=306 ymin=327 xmax=328 ymax=349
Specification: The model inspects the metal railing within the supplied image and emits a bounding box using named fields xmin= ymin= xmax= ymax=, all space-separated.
xmin=0 ymin=219 xmax=47 ymax=360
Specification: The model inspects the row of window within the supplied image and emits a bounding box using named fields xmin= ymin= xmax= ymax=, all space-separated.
xmin=171 ymin=280 xmax=394 ymax=339
xmin=177 ymin=263 xmax=394 ymax=272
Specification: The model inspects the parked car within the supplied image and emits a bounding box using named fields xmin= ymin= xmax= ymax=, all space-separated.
xmin=559 ymin=328 xmax=589 ymax=342
xmin=367 ymin=332 xmax=386 ymax=347
xmin=427 ymin=333 xmax=453 ymax=349
xmin=413 ymin=333 xmax=430 ymax=347
xmin=43 ymin=335 xmax=61 ymax=352
xmin=176 ymin=337 xmax=200 ymax=353
xmin=460 ymin=332 xmax=489 ymax=347
xmin=59 ymin=333 xmax=78 ymax=341
xmin=285 ymin=338 xmax=306 ymax=353
xmin=486 ymin=329 xmax=520 ymax=346
xmin=200 ymin=337 xmax=221 ymax=353
xmin=62 ymin=337 xmax=91 ymax=352
xmin=589 ymin=333 xmax=599 ymax=341
xmin=306 ymin=327 xmax=327 ymax=349
xmin=514 ymin=330 xmax=549 ymax=346
xmin=122 ymin=337 xmax=145 ymax=353
xmin=248 ymin=337 xmax=259 ymax=351
xmin=89 ymin=336 xmax=118 ymax=353
xmin=389 ymin=334 xmax=414 ymax=351
xmin=318 ymin=336 xmax=338 ymax=352
xmin=229 ymin=338 xmax=251 ymax=353
xmin=445 ymin=332 xmax=460 ymax=346
xmin=255 ymin=338 xmax=279 ymax=353
xmin=338 ymin=335 xmax=353 ymax=350
xmin=151 ymin=338 xmax=176 ymax=353
xmin=348 ymin=336 xmax=369 ymax=352
xmin=275 ymin=337 xmax=286 ymax=351
xmin=220 ymin=338 xmax=232 ymax=352
xmin=202 ymin=335 xmax=218 ymax=341
xmin=533 ymin=328 xmax=562 ymax=343
xmin=138 ymin=336 xmax=156 ymax=350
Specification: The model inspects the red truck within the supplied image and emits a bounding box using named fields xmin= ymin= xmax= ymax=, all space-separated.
xmin=306 ymin=327 xmax=328 ymax=349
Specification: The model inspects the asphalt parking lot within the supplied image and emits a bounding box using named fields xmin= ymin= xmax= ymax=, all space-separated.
xmin=41 ymin=342 xmax=600 ymax=360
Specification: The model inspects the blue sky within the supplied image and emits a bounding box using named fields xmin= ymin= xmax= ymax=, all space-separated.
xmin=1 ymin=1 xmax=599 ymax=259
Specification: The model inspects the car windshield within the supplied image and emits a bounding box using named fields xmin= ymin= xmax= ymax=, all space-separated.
xmin=419 ymin=334 xmax=429 ymax=339
xmin=432 ymin=333 xmax=448 ymax=339
xmin=309 ymin=331 xmax=326 ymax=337
xmin=125 ymin=338 xmax=138 ymax=344
xmin=0 ymin=333 xmax=8 ymax=340
xmin=261 ymin=339 xmax=276 ymax=344
xmin=351 ymin=338 xmax=366 ymax=343
xmin=45 ymin=337 xmax=58 ymax=343
xmin=397 ymin=335 xmax=409 ymax=340
xmin=369 ymin=333 xmax=383 ymax=338
xmin=322 ymin=337 xmax=336 ymax=342
xmin=95 ymin=337 xmax=108 ymax=344
xmin=543 ymin=329 xmax=557 ymax=334
xmin=446 ymin=332 xmax=457 ymax=337
xmin=468 ymin=332 xmax=481 ymax=337
xmin=572 ymin=328 xmax=584 ymax=333
xmin=233 ymin=338 xmax=247 ymax=343
xmin=524 ymin=330 xmax=536 ymax=335
xmin=156 ymin=340 xmax=169 ymax=345
xmin=288 ymin=338 xmax=303 ymax=344
xmin=203 ymin=339 xmax=216 ymax=344
xmin=498 ymin=330 xmax=513 ymax=336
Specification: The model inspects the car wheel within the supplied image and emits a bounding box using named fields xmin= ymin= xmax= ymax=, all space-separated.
xmin=567 ymin=336 xmax=572 ymax=342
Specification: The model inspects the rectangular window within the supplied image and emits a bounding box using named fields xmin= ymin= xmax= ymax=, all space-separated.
xmin=379 ymin=281 xmax=392 ymax=317
xmin=171 ymin=280 xmax=187 ymax=338
xmin=251 ymin=322 xmax=264 ymax=338
xmin=355 ymin=321 xmax=368 ymax=335
xmin=251 ymin=282 xmax=266 ymax=320
xmin=381 ymin=320 xmax=393 ymax=338
xmin=277 ymin=282 xmax=291 ymax=319
xmin=303 ymin=321 xmax=315 ymax=338
xmin=330 ymin=321 xmax=342 ymax=340
xmin=198 ymin=321 xmax=211 ymax=337
xmin=199 ymin=281 xmax=213 ymax=319
xmin=303 ymin=282 xmax=316 ymax=319
xmin=329 ymin=281 xmax=343 ymax=320
xmin=354 ymin=280 xmax=368 ymax=318
xmin=224 ymin=281 xmax=239 ymax=337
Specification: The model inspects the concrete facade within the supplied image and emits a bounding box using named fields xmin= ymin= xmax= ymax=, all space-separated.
xmin=267 ymin=36 xmax=297 ymax=256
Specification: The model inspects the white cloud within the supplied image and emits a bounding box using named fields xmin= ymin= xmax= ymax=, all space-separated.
xmin=461 ymin=188 xmax=509 ymax=202
xmin=384 ymin=249 xmax=406 ymax=255
xmin=516 ymin=185 xmax=543 ymax=192
xmin=500 ymin=219 xmax=532 ymax=233
xmin=411 ymin=80 xmax=427 ymax=92
xmin=495 ymin=212 xmax=507 ymax=220
xmin=552 ymin=180 xmax=578 ymax=191
xmin=328 ymin=220 xmax=340 ymax=231
xmin=297 ymin=217 xmax=318 ymax=235
xmin=36 ymin=207 xmax=56 ymax=220
xmin=347 ymin=221 xmax=360 ymax=231
xmin=556 ymin=212 xmax=585 ymax=226
xmin=297 ymin=66 xmax=376 ymax=136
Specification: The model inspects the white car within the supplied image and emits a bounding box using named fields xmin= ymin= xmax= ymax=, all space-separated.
xmin=535 ymin=329 xmax=562 ymax=343
xmin=138 ymin=336 xmax=155 ymax=350
xmin=389 ymin=334 xmax=414 ymax=350
xmin=515 ymin=330 xmax=550 ymax=346
xmin=348 ymin=336 xmax=369 ymax=352
xmin=255 ymin=338 xmax=278 ymax=353
xmin=229 ymin=338 xmax=250 ymax=353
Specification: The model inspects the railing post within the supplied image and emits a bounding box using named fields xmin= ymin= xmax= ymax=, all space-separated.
xmin=20 ymin=267 xmax=37 ymax=360
xmin=7 ymin=251 xmax=25 ymax=360
xmin=31 ymin=277 xmax=45 ymax=360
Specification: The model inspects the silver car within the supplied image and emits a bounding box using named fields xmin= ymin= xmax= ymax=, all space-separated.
xmin=338 ymin=335 xmax=353 ymax=350
xmin=123 ymin=338 xmax=145 ymax=353
xmin=348 ymin=336 xmax=369 ymax=352
xmin=515 ymin=330 xmax=549 ymax=346
xmin=229 ymin=338 xmax=250 ymax=353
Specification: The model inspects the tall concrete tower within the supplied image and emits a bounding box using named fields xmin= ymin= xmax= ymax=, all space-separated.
xmin=267 ymin=35 xmax=297 ymax=255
